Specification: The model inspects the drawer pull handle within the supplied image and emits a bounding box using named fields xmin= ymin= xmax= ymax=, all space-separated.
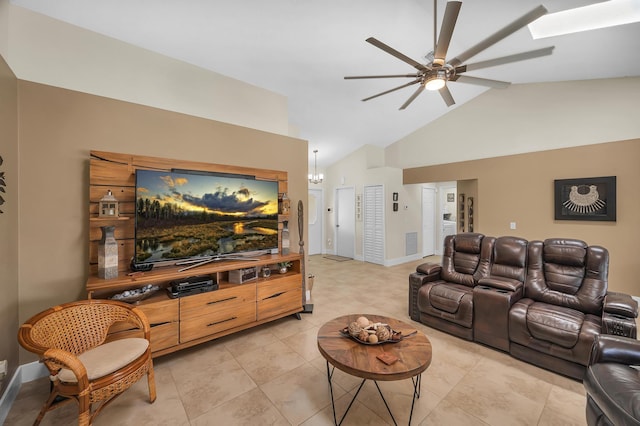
xmin=207 ymin=316 xmax=237 ymax=327
xmin=207 ymin=296 xmax=237 ymax=305
xmin=264 ymin=292 xmax=285 ymax=300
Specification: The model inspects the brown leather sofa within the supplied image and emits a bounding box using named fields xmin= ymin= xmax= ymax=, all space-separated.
xmin=409 ymin=235 xmax=638 ymax=380
xmin=584 ymin=334 xmax=640 ymax=425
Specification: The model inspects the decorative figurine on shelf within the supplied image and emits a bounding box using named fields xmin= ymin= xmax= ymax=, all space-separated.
xmin=280 ymin=192 xmax=290 ymax=215
xmin=281 ymin=220 xmax=290 ymax=255
xmin=99 ymin=189 xmax=119 ymax=218
xmin=98 ymin=226 xmax=118 ymax=279
xmin=261 ymin=265 xmax=271 ymax=278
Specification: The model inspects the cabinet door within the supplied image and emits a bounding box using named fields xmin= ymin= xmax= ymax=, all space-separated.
xmin=257 ymin=276 xmax=302 ymax=320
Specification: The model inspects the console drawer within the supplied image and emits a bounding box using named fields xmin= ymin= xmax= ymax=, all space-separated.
xmin=138 ymin=297 xmax=179 ymax=325
xmin=150 ymin=322 xmax=179 ymax=352
xmin=180 ymin=302 xmax=256 ymax=342
xmin=180 ymin=284 xmax=256 ymax=319
xmin=257 ymin=276 xmax=302 ymax=320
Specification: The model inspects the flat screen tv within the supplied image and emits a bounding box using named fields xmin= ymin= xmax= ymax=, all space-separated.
xmin=134 ymin=168 xmax=279 ymax=267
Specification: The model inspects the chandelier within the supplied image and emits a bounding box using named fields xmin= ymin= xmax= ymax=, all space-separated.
xmin=308 ymin=149 xmax=324 ymax=184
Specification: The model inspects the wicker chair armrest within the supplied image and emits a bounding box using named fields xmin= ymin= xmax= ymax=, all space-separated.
xmin=43 ymin=348 xmax=90 ymax=389
xmin=127 ymin=306 xmax=151 ymax=339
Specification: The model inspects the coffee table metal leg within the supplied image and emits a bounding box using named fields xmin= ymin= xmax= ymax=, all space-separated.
xmin=325 ymin=362 xmax=423 ymax=426
xmin=325 ymin=361 xmax=366 ymax=426
xmin=408 ymin=374 xmax=422 ymax=425
xmin=373 ymin=381 xmax=398 ymax=426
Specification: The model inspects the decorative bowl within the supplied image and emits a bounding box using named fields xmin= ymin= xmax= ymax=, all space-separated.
xmin=110 ymin=284 xmax=160 ymax=304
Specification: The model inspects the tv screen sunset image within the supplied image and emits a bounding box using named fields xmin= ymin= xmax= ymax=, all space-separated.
xmin=134 ymin=169 xmax=279 ymax=263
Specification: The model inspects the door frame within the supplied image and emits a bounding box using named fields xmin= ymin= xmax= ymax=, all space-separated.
xmin=307 ymin=188 xmax=323 ymax=255
xmin=421 ymin=186 xmax=436 ymax=257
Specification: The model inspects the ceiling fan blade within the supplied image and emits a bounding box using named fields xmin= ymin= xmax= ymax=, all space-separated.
xmin=362 ymin=78 xmax=422 ymax=102
xmin=463 ymin=46 xmax=555 ymax=72
xmin=454 ymin=75 xmax=511 ymax=89
xmin=366 ymin=37 xmax=429 ymax=71
xmin=399 ymin=85 xmax=426 ymax=110
xmin=345 ymin=73 xmax=421 ymax=80
xmin=448 ymin=5 xmax=548 ymax=68
xmin=433 ymin=1 xmax=462 ymax=67
xmin=439 ymin=85 xmax=455 ymax=107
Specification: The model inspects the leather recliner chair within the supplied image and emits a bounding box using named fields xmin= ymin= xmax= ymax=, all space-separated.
xmin=509 ymin=238 xmax=636 ymax=380
xmin=584 ymin=334 xmax=640 ymax=426
xmin=409 ymin=233 xmax=488 ymax=340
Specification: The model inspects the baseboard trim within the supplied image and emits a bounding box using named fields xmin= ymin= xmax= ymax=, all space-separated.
xmin=384 ymin=253 xmax=423 ymax=267
xmin=0 ymin=362 xmax=47 ymax=424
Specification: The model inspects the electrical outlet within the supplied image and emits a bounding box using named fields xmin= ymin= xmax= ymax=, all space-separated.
xmin=510 ymin=222 xmax=517 ymax=230
xmin=0 ymin=359 xmax=7 ymax=380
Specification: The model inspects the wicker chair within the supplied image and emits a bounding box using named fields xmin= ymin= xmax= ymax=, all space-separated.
xmin=18 ymin=299 xmax=156 ymax=425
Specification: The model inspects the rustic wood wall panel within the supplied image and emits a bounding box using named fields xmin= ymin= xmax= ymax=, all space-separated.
xmin=89 ymin=151 xmax=288 ymax=273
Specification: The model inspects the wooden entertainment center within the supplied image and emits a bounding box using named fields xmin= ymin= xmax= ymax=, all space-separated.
xmin=86 ymin=151 xmax=303 ymax=356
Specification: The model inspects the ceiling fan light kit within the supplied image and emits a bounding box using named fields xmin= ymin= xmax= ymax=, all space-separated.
xmin=425 ymin=71 xmax=447 ymax=91
xmin=345 ymin=0 xmax=554 ymax=109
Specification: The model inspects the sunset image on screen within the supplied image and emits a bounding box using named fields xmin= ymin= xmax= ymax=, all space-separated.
xmin=134 ymin=169 xmax=279 ymax=263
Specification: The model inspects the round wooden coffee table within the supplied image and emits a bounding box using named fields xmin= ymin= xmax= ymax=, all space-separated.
xmin=317 ymin=314 xmax=432 ymax=425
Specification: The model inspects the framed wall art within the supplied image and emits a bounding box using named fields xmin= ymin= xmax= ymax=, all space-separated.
xmin=554 ymin=176 xmax=616 ymax=221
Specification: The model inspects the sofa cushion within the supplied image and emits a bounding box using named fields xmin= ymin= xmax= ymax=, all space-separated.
xmin=56 ymin=338 xmax=149 ymax=383
xmin=429 ymin=284 xmax=466 ymax=314
xmin=526 ymin=303 xmax=584 ymax=348
xmin=417 ymin=282 xmax=474 ymax=328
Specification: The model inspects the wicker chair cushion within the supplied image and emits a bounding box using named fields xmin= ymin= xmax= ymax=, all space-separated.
xmin=56 ymin=338 xmax=149 ymax=383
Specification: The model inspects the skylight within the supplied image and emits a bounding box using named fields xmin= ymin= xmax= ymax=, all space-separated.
xmin=528 ymin=0 xmax=640 ymax=39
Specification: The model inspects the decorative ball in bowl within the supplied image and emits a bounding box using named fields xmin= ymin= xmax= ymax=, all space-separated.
xmin=340 ymin=315 xmax=402 ymax=344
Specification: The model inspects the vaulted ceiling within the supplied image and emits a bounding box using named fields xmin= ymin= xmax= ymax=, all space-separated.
xmin=11 ymin=0 xmax=640 ymax=167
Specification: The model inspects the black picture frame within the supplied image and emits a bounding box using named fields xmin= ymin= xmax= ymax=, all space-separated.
xmin=554 ymin=176 xmax=616 ymax=221
xmin=393 ymin=202 xmax=398 ymax=212
xmin=392 ymin=192 xmax=398 ymax=201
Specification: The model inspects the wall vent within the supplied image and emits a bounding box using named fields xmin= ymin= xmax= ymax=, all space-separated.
xmin=406 ymin=232 xmax=418 ymax=256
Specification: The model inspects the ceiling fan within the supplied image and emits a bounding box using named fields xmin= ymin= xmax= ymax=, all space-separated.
xmin=345 ymin=1 xmax=555 ymax=109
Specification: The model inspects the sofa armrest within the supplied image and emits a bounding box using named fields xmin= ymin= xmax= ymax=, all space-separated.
xmin=416 ymin=262 xmax=442 ymax=277
xmin=589 ymin=334 xmax=640 ymax=366
xmin=477 ymin=277 xmax=523 ymax=293
xmin=604 ymin=292 xmax=638 ymax=318
xmin=409 ymin=263 xmax=442 ymax=321
xmin=602 ymin=312 xmax=637 ymax=339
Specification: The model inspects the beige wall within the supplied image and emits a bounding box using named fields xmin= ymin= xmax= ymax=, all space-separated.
xmin=323 ymin=145 xmax=419 ymax=265
xmin=0 ymin=54 xmax=18 ymax=392
xmin=386 ymin=78 xmax=640 ymax=169
xmin=6 ymin=4 xmax=290 ymax=137
xmin=404 ymin=139 xmax=640 ymax=296
xmin=17 ymin=81 xmax=308 ymax=363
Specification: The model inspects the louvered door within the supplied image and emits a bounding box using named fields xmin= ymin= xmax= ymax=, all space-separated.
xmin=363 ymin=185 xmax=384 ymax=265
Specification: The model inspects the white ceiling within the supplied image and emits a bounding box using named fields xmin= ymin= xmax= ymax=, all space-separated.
xmin=11 ymin=0 xmax=640 ymax=167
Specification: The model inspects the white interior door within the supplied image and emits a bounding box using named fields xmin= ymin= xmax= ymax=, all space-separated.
xmin=363 ymin=185 xmax=384 ymax=265
xmin=422 ymin=187 xmax=436 ymax=257
xmin=308 ymin=189 xmax=322 ymax=255
xmin=335 ymin=187 xmax=355 ymax=258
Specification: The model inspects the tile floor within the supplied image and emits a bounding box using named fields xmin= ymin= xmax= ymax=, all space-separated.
xmin=6 ymin=255 xmax=590 ymax=425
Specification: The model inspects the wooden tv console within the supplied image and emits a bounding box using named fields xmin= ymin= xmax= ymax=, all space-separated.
xmin=86 ymin=151 xmax=304 ymax=357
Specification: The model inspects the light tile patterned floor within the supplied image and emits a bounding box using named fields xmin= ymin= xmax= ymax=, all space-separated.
xmin=6 ymin=255 xmax=589 ymax=425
